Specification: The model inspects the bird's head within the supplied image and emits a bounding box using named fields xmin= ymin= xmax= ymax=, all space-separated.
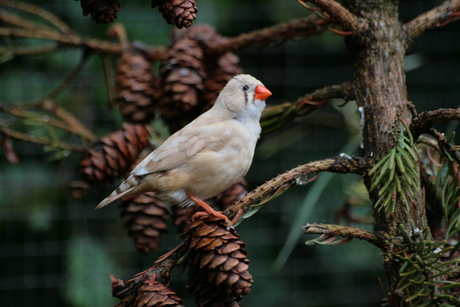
xmin=216 ymin=74 xmax=272 ymax=118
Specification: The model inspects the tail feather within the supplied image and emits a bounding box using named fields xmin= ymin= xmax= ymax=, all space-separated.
xmin=95 ymin=176 xmax=140 ymax=210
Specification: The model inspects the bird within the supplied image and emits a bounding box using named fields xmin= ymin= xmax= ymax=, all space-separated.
xmin=96 ymin=74 xmax=272 ymax=223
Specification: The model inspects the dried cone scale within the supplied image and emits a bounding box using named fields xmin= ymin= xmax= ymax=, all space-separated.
xmin=186 ymin=215 xmax=253 ymax=306
xmin=120 ymin=192 xmax=169 ymax=253
xmin=79 ymin=124 xmax=150 ymax=185
xmin=115 ymin=46 xmax=159 ymax=123
xmin=79 ymin=0 xmax=120 ymax=24
xmin=158 ymin=34 xmax=206 ymax=132
xmin=152 ymin=0 xmax=198 ymax=29
xmin=113 ymin=274 xmax=184 ymax=307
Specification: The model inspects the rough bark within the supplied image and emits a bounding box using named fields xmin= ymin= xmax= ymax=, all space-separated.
xmin=342 ymin=0 xmax=430 ymax=300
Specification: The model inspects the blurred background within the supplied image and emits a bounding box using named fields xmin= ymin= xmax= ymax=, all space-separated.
xmin=1 ymin=0 xmax=460 ymax=306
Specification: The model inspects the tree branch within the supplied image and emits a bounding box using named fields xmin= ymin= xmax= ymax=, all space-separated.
xmin=410 ymin=108 xmax=460 ymax=139
xmin=0 ymin=0 xmax=70 ymax=33
xmin=405 ymin=0 xmax=460 ymax=42
xmin=224 ymin=155 xmax=368 ymax=220
xmin=297 ymin=0 xmax=364 ymax=33
xmin=303 ymin=223 xmax=385 ymax=249
xmin=261 ymin=81 xmax=354 ymax=134
xmin=207 ymin=15 xmax=329 ymax=54
xmin=1 ymin=127 xmax=86 ymax=152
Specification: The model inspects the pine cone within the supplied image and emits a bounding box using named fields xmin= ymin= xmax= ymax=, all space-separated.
xmin=201 ymin=52 xmax=242 ymax=112
xmin=115 ymin=47 xmax=159 ymax=123
xmin=79 ymin=123 xmax=150 ymax=185
xmin=114 ymin=274 xmax=184 ymax=307
xmin=80 ymin=0 xmax=120 ymax=24
xmin=157 ymin=0 xmax=197 ymax=29
xmin=186 ymin=215 xmax=253 ymax=306
xmin=158 ymin=34 xmax=206 ymax=132
xmin=214 ymin=178 xmax=248 ymax=210
xmin=120 ymin=192 xmax=169 ymax=253
xmin=172 ymin=205 xmax=194 ymax=234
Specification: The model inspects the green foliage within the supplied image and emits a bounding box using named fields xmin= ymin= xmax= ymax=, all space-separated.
xmin=382 ymin=224 xmax=460 ymax=306
xmin=369 ymin=121 xmax=419 ymax=215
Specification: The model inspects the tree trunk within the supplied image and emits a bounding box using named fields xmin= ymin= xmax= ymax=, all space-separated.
xmin=343 ymin=0 xmax=430 ymax=300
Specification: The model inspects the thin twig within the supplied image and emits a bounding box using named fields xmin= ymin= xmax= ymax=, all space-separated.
xmin=101 ymin=55 xmax=116 ymax=107
xmin=0 ymin=44 xmax=60 ymax=56
xmin=0 ymin=9 xmax=55 ymax=31
xmin=39 ymin=99 xmax=96 ymax=142
xmin=303 ymin=223 xmax=384 ymax=248
xmin=1 ymin=127 xmax=86 ymax=152
xmin=0 ymin=0 xmax=70 ymax=33
xmin=297 ymin=0 xmax=364 ymax=33
xmin=37 ymin=51 xmax=91 ymax=103
xmin=224 ymin=155 xmax=368 ymax=220
xmin=405 ymin=0 xmax=460 ymax=42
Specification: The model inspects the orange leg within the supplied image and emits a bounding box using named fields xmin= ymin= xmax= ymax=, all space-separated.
xmin=187 ymin=193 xmax=231 ymax=225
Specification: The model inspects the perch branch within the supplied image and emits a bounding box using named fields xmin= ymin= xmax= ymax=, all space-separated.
xmin=0 ymin=0 xmax=70 ymax=33
xmin=410 ymin=108 xmax=460 ymax=139
xmin=224 ymin=155 xmax=368 ymax=220
xmin=261 ymin=81 xmax=354 ymax=134
xmin=1 ymin=127 xmax=86 ymax=152
xmin=207 ymin=15 xmax=330 ymax=54
xmin=303 ymin=223 xmax=384 ymax=248
xmin=405 ymin=0 xmax=460 ymax=42
xmin=297 ymin=0 xmax=364 ymax=33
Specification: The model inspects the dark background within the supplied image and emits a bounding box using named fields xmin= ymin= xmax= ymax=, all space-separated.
xmin=1 ymin=1 xmax=460 ymax=306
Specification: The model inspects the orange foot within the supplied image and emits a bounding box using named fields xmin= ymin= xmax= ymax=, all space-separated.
xmin=187 ymin=193 xmax=232 ymax=225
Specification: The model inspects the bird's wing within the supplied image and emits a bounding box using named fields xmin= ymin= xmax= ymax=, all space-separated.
xmin=133 ymin=123 xmax=229 ymax=176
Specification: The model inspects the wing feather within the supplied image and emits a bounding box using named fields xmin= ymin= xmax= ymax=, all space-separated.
xmin=133 ymin=122 xmax=231 ymax=176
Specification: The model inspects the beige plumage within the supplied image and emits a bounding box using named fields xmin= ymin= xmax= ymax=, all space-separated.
xmin=96 ymin=74 xmax=271 ymax=220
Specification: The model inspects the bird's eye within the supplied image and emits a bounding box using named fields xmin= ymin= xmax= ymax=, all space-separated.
xmin=242 ymin=85 xmax=249 ymax=91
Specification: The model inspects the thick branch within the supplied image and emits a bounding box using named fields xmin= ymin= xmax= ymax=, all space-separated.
xmin=303 ymin=223 xmax=384 ymax=249
xmin=410 ymin=108 xmax=460 ymax=139
xmin=405 ymin=0 xmax=460 ymax=42
xmin=0 ymin=27 xmax=166 ymax=58
xmin=207 ymin=15 xmax=329 ymax=54
xmin=298 ymin=0 xmax=364 ymax=32
xmin=224 ymin=155 xmax=368 ymax=219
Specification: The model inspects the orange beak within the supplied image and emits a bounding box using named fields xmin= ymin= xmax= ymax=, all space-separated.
xmin=254 ymin=85 xmax=272 ymax=101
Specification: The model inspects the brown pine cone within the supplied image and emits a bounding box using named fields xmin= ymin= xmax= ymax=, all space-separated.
xmin=115 ymin=46 xmax=159 ymax=123
xmin=120 ymin=192 xmax=169 ymax=253
xmin=201 ymin=52 xmax=242 ymax=112
xmin=172 ymin=205 xmax=194 ymax=234
xmin=214 ymin=178 xmax=248 ymax=210
xmin=158 ymin=34 xmax=206 ymax=132
xmin=79 ymin=0 xmax=120 ymax=24
xmin=157 ymin=0 xmax=197 ymax=29
xmin=79 ymin=123 xmax=150 ymax=185
xmin=113 ymin=274 xmax=184 ymax=307
xmin=186 ymin=215 xmax=253 ymax=306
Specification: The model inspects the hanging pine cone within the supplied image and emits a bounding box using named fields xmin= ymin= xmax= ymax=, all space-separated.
xmin=120 ymin=192 xmax=169 ymax=253
xmin=214 ymin=178 xmax=248 ymax=210
xmin=201 ymin=52 xmax=242 ymax=112
xmin=79 ymin=123 xmax=150 ymax=185
xmin=172 ymin=205 xmax=194 ymax=234
xmin=186 ymin=215 xmax=253 ymax=306
xmin=152 ymin=0 xmax=197 ymax=29
xmin=158 ymin=33 xmax=206 ymax=132
xmin=115 ymin=46 xmax=159 ymax=123
xmin=79 ymin=0 xmax=120 ymax=24
xmin=113 ymin=274 xmax=184 ymax=307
